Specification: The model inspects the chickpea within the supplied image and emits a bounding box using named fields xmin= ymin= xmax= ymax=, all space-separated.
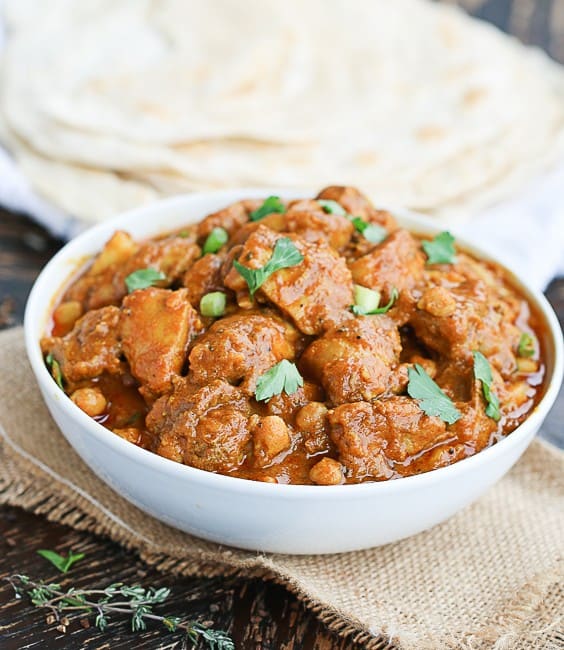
xmin=70 ymin=387 xmax=107 ymax=417
xmin=113 ymin=427 xmax=142 ymax=445
xmin=309 ymin=457 xmax=344 ymax=486
xmin=417 ymin=286 xmax=456 ymax=318
xmin=409 ymin=355 xmax=437 ymax=378
xmin=295 ymin=402 xmax=328 ymax=434
xmin=252 ymin=415 xmax=291 ymax=467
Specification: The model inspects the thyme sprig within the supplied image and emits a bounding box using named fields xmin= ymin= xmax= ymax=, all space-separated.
xmin=7 ymin=575 xmax=234 ymax=649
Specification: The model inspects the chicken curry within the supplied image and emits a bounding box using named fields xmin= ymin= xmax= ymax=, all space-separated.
xmin=41 ymin=187 xmax=545 ymax=485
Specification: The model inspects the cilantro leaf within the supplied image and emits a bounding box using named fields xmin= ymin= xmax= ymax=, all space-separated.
xmin=125 ymin=268 xmax=166 ymax=293
xmin=255 ymin=359 xmax=304 ymax=402
xmin=352 ymin=287 xmax=399 ymax=315
xmin=422 ymin=231 xmax=457 ymax=265
xmin=37 ymin=549 xmax=85 ymax=574
xmin=407 ymin=364 xmax=461 ymax=424
xmin=249 ymin=196 xmax=286 ymax=221
xmin=473 ymin=351 xmax=501 ymax=421
xmin=318 ymin=199 xmax=347 ymax=216
xmin=233 ymin=237 xmax=304 ymax=298
xmin=45 ymin=352 xmax=64 ymax=389
xmin=518 ymin=332 xmax=536 ymax=358
xmin=350 ymin=217 xmax=388 ymax=244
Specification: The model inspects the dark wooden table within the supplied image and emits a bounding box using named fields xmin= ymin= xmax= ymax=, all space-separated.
xmin=1 ymin=2 xmax=563 ymax=648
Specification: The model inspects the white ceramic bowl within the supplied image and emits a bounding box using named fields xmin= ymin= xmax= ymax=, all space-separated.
xmin=24 ymin=190 xmax=564 ymax=554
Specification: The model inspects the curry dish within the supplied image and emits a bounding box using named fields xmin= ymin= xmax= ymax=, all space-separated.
xmin=41 ymin=187 xmax=545 ymax=485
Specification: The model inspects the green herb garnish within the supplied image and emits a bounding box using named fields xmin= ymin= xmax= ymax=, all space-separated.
xmin=45 ymin=352 xmax=64 ymax=389
xmin=233 ymin=237 xmax=304 ymax=298
xmin=473 ymin=351 xmax=501 ymax=421
xmin=407 ymin=364 xmax=461 ymax=424
xmin=350 ymin=217 xmax=388 ymax=244
xmin=125 ymin=268 xmax=166 ymax=293
xmin=7 ymin=574 xmax=234 ymax=648
xmin=200 ymin=292 xmax=226 ymax=318
xmin=37 ymin=549 xmax=85 ymax=574
xmin=351 ymin=286 xmax=399 ymax=315
xmin=249 ymin=196 xmax=286 ymax=222
xmin=318 ymin=199 xmax=347 ymax=216
xmin=422 ymin=231 xmax=457 ymax=265
xmin=202 ymin=227 xmax=228 ymax=254
xmin=518 ymin=332 xmax=536 ymax=358
xmin=255 ymin=359 xmax=304 ymax=402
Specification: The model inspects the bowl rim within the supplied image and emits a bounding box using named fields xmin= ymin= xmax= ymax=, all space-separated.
xmin=24 ymin=188 xmax=564 ymax=498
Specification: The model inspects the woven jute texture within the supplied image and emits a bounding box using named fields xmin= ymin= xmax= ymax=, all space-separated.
xmin=0 ymin=327 xmax=562 ymax=649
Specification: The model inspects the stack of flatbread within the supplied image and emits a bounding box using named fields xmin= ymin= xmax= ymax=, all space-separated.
xmin=1 ymin=0 xmax=563 ymax=223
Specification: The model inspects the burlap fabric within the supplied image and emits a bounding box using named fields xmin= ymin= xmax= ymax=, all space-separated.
xmin=0 ymin=327 xmax=562 ymax=649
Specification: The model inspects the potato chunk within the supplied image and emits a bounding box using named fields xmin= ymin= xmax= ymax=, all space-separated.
xmin=224 ymin=225 xmax=353 ymax=335
xmin=120 ymin=288 xmax=200 ymax=398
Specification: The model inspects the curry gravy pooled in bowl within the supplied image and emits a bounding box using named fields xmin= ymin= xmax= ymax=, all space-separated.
xmin=41 ymin=187 xmax=546 ymax=486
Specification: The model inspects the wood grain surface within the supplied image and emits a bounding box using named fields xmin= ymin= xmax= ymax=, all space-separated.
xmin=1 ymin=2 xmax=563 ymax=648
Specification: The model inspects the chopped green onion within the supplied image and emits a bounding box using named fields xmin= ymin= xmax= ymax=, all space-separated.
xmin=352 ymin=287 xmax=399 ymax=316
xmin=518 ymin=332 xmax=536 ymax=358
xmin=350 ymin=217 xmax=388 ymax=244
xmin=249 ymin=196 xmax=286 ymax=222
xmin=125 ymin=268 xmax=166 ymax=293
xmin=200 ymin=292 xmax=226 ymax=318
xmin=318 ymin=199 xmax=347 ymax=216
xmin=352 ymin=285 xmax=381 ymax=313
xmin=202 ymin=227 xmax=228 ymax=254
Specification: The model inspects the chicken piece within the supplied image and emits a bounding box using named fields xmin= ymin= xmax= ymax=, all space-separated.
xmin=410 ymin=274 xmax=520 ymax=377
xmin=224 ymin=225 xmax=353 ymax=335
xmin=284 ymin=199 xmax=353 ymax=250
xmin=328 ymin=398 xmax=448 ymax=481
xmin=66 ymin=234 xmax=200 ymax=311
xmin=188 ymin=310 xmax=301 ymax=393
xmin=300 ymin=316 xmax=401 ymax=405
xmin=349 ymin=229 xmax=425 ymax=324
xmin=149 ymin=379 xmax=252 ymax=472
xmin=197 ymin=199 xmax=262 ymax=241
xmin=42 ymin=306 xmax=121 ymax=383
xmin=448 ymin=380 xmax=500 ymax=453
xmin=120 ymin=288 xmax=201 ymax=398
xmin=316 ymin=186 xmax=397 ymax=230
xmin=181 ymin=254 xmax=224 ymax=308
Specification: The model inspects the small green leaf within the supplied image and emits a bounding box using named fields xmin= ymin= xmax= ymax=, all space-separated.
xmin=473 ymin=351 xmax=501 ymax=421
xmin=352 ymin=287 xmax=398 ymax=316
xmin=318 ymin=199 xmax=347 ymax=216
xmin=45 ymin=352 xmax=64 ymax=389
xmin=407 ymin=364 xmax=461 ymax=424
xmin=202 ymin=227 xmax=229 ymax=254
xmin=37 ymin=549 xmax=85 ymax=574
xmin=350 ymin=217 xmax=388 ymax=244
xmin=163 ymin=616 xmax=182 ymax=632
xmin=233 ymin=237 xmax=304 ymax=298
xmin=422 ymin=231 xmax=457 ymax=265
xmin=200 ymin=292 xmax=226 ymax=318
xmin=95 ymin=613 xmax=108 ymax=632
xmin=125 ymin=268 xmax=166 ymax=293
xmin=518 ymin=332 xmax=536 ymax=358
xmin=249 ymin=196 xmax=286 ymax=221
xmin=255 ymin=360 xmax=304 ymax=402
